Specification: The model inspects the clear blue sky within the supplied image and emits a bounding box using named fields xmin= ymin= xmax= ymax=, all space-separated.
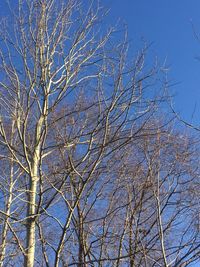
xmin=107 ymin=0 xmax=200 ymax=125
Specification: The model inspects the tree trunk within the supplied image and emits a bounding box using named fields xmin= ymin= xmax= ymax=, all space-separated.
xmin=25 ymin=115 xmax=44 ymax=267
xmin=0 ymin=184 xmax=13 ymax=266
xmin=24 ymin=178 xmax=38 ymax=267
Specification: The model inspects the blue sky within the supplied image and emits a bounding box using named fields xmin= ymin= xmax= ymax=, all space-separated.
xmin=107 ymin=0 xmax=200 ymax=125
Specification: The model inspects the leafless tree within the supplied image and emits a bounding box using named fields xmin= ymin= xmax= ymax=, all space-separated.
xmin=68 ymin=124 xmax=200 ymax=267
xmin=0 ymin=1 xmax=199 ymax=267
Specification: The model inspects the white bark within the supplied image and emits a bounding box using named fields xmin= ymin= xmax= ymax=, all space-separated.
xmin=25 ymin=114 xmax=45 ymax=267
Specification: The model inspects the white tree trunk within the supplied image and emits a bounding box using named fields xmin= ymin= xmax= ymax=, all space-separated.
xmin=25 ymin=115 xmax=44 ymax=267
xmin=25 ymin=178 xmax=38 ymax=267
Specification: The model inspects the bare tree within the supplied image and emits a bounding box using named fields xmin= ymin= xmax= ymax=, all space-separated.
xmin=0 ymin=1 xmax=199 ymax=267
xmin=73 ymin=124 xmax=200 ymax=267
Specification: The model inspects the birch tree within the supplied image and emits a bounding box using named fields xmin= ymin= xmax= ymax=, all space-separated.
xmin=0 ymin=0 xmax=162 ymax=266
xmin=0 ymin=1 xmax=199 ymax=267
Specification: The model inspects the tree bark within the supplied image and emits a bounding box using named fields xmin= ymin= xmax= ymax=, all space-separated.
xmin=25 ymin=115 xmax=44 ymax=267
